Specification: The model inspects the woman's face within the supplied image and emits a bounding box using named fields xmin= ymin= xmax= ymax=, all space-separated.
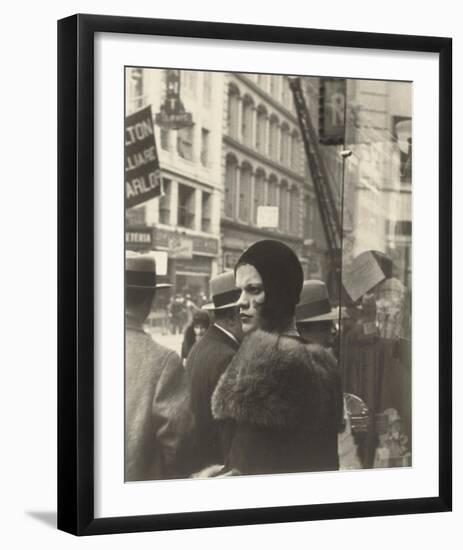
xmin=193 ymin=324 xmax=207 ymax=340
xmin=235 ymin=264 xmax=266 ymax=334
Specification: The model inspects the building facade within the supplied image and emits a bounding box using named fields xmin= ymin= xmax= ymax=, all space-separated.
xmin=125 ymin=68 xmax=225 ymax=300
xmin=221 ymin=72 xmax=317 ymax=275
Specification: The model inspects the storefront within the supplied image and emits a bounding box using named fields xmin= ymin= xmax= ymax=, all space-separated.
xmin=153 ymin=227 xmax=219 ymax=302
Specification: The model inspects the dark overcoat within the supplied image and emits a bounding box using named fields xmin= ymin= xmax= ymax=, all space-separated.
xmin=186 ymin=324 xmax=239 ymax=471
xmin=211 ymin=330 xmax=342 ymax=476
xmin=125 ymin=318 xmax=193 ymax=481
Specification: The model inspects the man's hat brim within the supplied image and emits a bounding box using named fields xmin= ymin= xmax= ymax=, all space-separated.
xmin=297 ymin=307 xmax=349 ymax=323
xmin=126 ymin=283 xmax=172 ymax=290
xmin=202 ymin=301 xmax=239 ymax=311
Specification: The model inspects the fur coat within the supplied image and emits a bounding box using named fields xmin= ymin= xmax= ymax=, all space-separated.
xmin=211 ymin=330 xmax=342 ymax=476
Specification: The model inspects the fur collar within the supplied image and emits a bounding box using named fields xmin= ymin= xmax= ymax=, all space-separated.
xmin=211 ymin=330 xmax=337 ymax=430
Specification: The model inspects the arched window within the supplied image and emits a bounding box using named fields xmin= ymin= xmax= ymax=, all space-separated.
xmin=241 ymin=95 xmax=254 ymax=147
xmin=291 ymin=130 xmax=300 ymax=171
xmin=267 ymin=174 xmax=278 ymax=207
xmin=254 ymin=169 xmax=266 ymax=223
xmin=279 ymin=180 xmax=289 ymax=232
xmin=256 ymin=105 xmax=267 ymax=154
xmin=269 ymin=115 xmax=279 ymax=159
xmin=239 ymin=163 xmax=252 ymax=222
xmin=290 ymin=186 xmax=300 ymax=235
xmin=225 ymin=155 xmax=238 ymax=218
xmin=228 ymin=84 xmax=240 ymax=139
xmin=280 ymin=123 xmax=290 ymax=165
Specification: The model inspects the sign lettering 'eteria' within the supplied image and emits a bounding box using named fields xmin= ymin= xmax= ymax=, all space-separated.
xmin=125 ymin=105 xmax=161 ymax=208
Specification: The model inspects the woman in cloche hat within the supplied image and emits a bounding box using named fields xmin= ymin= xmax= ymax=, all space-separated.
xmin=210 ymin=240 xmax=342 ymax=476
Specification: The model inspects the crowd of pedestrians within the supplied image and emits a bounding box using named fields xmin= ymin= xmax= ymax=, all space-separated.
xmin=125 ymin=240 xmax=411 ymax=482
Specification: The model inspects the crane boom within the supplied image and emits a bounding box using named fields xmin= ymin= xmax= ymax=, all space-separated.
xmin=288 ymin=77 xmax=343 ymax=262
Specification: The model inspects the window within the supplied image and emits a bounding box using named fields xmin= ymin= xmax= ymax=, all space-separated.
xmin=280 ymin=123 xmax=290 ymax=165
xmin=126 ymin=204 xmax=145 ymax=225
xmin=203 ymin=72 xmax=212 ymax=106
xmin=183 ymin=70 xmax=197 ymax=95
xmin=201 ymin=192 xmax=212 ymax=232
xmin=291 ymin=131 xmax=300 ymax=171
xmin=254 ymin=170 xmax=266 ymax=222
xmin=177 ymin=184 xmax=195 ymax=229
xmin=129 ymin=68 xmax=144 ymax=112
xmin=303 ymin=194 xmax=314 ymax=239
xmin=228 ymin=84 xmax=240 ymax=139
xmin=267 ymin=175 xmax=278 ymax=207
xmin=159 ymin=179 xmax=171 ymax=225
xmin=200 ymin=128 xmax=210 ymax=167
xmin=279 ymin=182 xmax=289 ymax=232
xmin=225 ymin=155 xmax=238 ymax=218
xmin=290 ymin=187 xmax=300 ymax=235
xmin=177 ymin=125 xmax=194 ymax=161
xmin=242 ymin=96 xmax=254 ymax=147
xmin=394 ymin=220 xmax=412 ymax=236
xmin=239 ymin=164 xmax=252 ymax=222
xmin=256 ymin=106 xmax=267 ymax=154
xmin=160 ymin=128 xmax=170 ymax=151
xmin=269 ymin=116 xmax=279 ymax=159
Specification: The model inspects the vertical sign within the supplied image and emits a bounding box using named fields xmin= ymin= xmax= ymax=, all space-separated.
xmin=319 ymin=78 xmax=346 ymax=145
xmin=393 ymin=116 xmax=412 ymax=184
xmin=125 ymin=105 xmax=161 ymax=208
xmin=155 ymin=69 xmax=193 ymax=130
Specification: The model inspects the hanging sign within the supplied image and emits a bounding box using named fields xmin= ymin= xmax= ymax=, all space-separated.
xmin=125 ymin=105 xmax=162 ymax=208
xmin=319 ymin=78 xmax=346 ymax=145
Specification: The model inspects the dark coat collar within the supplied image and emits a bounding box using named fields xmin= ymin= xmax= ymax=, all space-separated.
xmin=205 ymin=324 xmax=240 ymax=351
xmin=212 ymin=330 xmax=337 ymax=430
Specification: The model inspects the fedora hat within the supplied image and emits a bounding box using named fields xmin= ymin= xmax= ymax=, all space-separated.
xmin=295 ymin=280 xmax=332 ymax=322
xmin=125 ymin=251 xmax=172 ymax=289
xmin=202 ymin=271 xmax=240 ymax=311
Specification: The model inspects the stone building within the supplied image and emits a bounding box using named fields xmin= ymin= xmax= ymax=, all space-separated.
xmin=220 ymin=72 xmax=315 ymax=275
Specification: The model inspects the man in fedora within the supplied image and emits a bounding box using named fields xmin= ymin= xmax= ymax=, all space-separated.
xmin=125 ymin=251 xmax=193 ymax=482
xmin=186 ymin=271 xmax=243 ymax=472
xmin=296 ymin=279 xmax=361 ymax=469
xmin=295 ymin=279 xmax=348 ymax=353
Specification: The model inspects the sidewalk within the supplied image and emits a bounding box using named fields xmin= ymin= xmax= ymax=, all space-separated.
xmin=146 ymin=329 xmax=183 ymax=356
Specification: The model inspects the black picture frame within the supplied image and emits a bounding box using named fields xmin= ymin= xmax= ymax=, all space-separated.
xmin=57 ymin=13 xmax=452 ymax=536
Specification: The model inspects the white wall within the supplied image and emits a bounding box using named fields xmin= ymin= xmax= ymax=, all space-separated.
xmin=1 ymin=0 xmax=460 ymax=548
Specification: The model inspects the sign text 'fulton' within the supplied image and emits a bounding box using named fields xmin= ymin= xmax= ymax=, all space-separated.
xmin=125 ymin=105 xmax=161 ymax=208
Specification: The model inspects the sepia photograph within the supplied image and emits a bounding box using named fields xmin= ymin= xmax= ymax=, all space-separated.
xmin=124 ymin=67 xmax=412 ymax=483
